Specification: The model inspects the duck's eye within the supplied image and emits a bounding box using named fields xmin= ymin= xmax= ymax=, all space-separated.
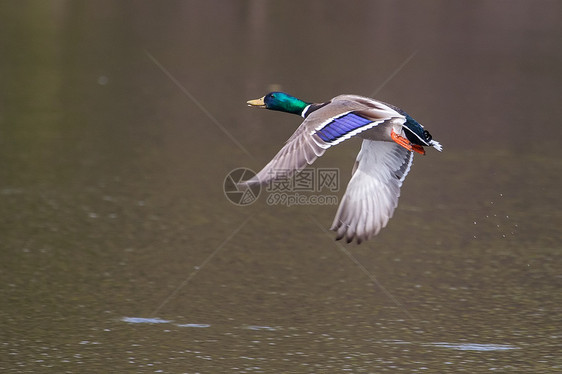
xmin=424 ymin=130 xmax=432 ymax=142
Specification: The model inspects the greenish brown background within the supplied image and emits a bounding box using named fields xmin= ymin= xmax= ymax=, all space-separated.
xmin=1 ymin=0 xmax=560 ymax=372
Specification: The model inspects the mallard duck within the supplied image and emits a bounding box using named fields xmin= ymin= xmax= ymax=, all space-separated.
xmin=242 ymin=92 xmax=442 ymax=244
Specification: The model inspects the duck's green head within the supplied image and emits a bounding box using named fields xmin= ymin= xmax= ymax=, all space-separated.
xmin=247 ymin=92 xmax=310 ymax=116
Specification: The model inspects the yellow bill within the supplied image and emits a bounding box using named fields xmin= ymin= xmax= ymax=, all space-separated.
xmin=247 ymin=96 xmax=266 ymax=108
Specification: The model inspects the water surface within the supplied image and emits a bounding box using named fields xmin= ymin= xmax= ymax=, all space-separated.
xmin=1 ymin=1 xmax=561 ymax=372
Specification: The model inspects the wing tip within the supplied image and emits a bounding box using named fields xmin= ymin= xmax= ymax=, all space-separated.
xmin=331 ymin=221 xmax=370 ymax=245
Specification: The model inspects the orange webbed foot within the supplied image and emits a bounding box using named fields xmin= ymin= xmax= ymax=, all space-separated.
xmin=411 ymin=144 xmax=425 ymax=155
xmin=391 ymin=130 xmax=425 ymax=155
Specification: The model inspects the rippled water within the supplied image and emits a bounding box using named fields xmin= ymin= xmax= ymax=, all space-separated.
xmin=1 ymin=1 xmax=561 ymax=372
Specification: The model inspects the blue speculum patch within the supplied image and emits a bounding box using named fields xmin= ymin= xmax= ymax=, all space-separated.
xmin=316 ymin=112 xmax=372 ymax=142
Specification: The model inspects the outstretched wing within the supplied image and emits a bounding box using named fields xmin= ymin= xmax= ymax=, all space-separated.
xmin=331 ymin=140 xmax=414 ymax=244
xmin=241 ymin=96 xmax=403 ymax=186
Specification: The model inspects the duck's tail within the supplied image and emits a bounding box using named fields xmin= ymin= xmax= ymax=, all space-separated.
xmin=429 ymin=140 xmax=443 ymax=152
